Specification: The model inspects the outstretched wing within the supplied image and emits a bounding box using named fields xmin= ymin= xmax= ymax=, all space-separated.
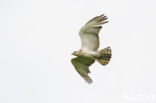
xmin=79 ymin=14 xmax=108 ymax=51
xmin=71 ymin=57 xmax=95 ymax=84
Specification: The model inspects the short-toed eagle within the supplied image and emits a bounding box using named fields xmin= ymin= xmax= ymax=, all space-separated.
xmin=71 ymin=14 xmax=111 ymax=84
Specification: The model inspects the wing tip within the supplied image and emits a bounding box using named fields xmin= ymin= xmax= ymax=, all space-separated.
xmin=83 ymin=76 xmax=93 ymax=84
xmin=86 ymin=14 xmax=108 ymax=26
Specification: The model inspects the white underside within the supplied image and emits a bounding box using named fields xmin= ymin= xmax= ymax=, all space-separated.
xmin=80 ymin=33 xmax=99 ymax=51
xmin=79 ymin=50 xmax=99 ymax=58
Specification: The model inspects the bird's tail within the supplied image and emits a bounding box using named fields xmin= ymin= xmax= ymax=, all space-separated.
xmin=96 ymin=47 xmax=112 ymax=66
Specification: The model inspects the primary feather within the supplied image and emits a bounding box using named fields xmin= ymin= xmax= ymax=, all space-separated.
xmin=71 ymin=57 xmax=95 ymax=84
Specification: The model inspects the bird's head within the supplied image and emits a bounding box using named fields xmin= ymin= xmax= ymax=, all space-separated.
xmin=71 ymin=51 xmax=80 ymax=56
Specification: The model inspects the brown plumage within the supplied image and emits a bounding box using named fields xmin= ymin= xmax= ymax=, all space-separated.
xmin=71 ymin=14 xmax=112 ymax=84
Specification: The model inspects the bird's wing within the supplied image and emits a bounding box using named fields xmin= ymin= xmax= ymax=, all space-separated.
xmin=79 ymin=14 xmax=108 ymax=51
xmin=71 ymin=57 xmax=95 ymax=84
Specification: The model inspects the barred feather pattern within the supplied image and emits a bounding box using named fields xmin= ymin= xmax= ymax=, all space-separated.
xmin=71 ymin=14 xmax=111 ymax=84
xmin=97 ymin=47 xmax=112 ymax=66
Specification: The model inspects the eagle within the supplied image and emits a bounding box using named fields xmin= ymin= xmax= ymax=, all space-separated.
xmin=71 ymin=14 xmax=112 ymax=84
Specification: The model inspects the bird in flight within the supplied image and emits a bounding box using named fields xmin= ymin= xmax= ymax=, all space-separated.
xmin=71 ymin=14 xmax=111 ymax=84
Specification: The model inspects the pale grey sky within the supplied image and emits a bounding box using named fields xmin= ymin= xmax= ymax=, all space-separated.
xmin=0 ymin=0 xmax=156 ymax=103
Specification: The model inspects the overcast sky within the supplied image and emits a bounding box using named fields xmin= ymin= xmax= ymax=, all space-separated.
xmin=0 ymin=0 xmax=156 ymax=103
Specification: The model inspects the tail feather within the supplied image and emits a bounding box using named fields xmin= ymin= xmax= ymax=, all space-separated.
xmin=97 ymin=47 xmax=112 ymax=66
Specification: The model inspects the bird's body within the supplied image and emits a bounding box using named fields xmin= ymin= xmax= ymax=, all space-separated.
xmin=71 ymin=14 xmax=111 ymax=84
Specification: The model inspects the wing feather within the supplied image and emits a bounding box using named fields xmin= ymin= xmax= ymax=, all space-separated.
xmin=79 ymin=14 xmax=108 ymax=51
xmin=71 ymin=57 xmax=95 ymax=84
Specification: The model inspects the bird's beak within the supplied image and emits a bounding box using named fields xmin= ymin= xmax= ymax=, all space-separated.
xmin=71 ymin=52 xmax=74 ymax=55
